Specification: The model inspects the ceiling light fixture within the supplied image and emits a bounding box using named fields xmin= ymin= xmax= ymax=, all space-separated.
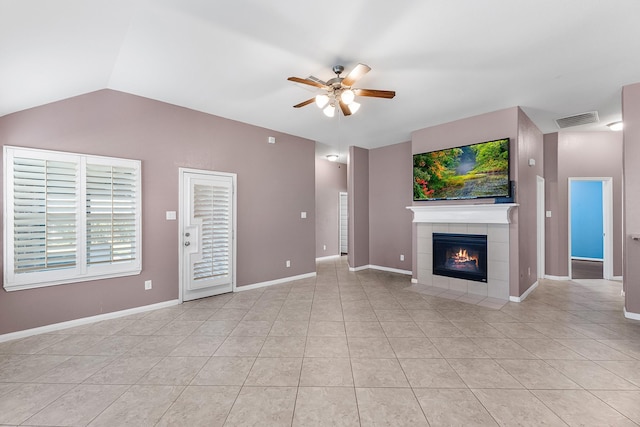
xmin=326 ymin=154 xmax=339 ymax=162
xmin=340 ymin=89 xmax=355 ymax=105
xmin=288 ymin=64 xmax=395 ymax=118
xmin=315 ymin=94 xmax=329 ymax=108
xmin=323 ymin=104 xmax=335 ymax=117
xmin=607 ymin=121 xmax=623 ymax=131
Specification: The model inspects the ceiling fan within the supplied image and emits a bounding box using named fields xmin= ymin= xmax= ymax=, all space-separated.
xmin=288 ymin=63 xmax=395 ymax=117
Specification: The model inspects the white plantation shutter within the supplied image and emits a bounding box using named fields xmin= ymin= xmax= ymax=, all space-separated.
xmin=192 ymin=182 xmax=232 ymax=282
xmin=86 ymin=164 xmax=138 ymax=265
xmin=12 ymin=157 xmax=78 ymax=274
xmin=4 ymin=146 xmax=141 ymax=291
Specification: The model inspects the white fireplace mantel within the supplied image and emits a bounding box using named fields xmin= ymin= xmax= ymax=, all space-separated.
xmin=407 ymin=203 xmax=518 ymax=224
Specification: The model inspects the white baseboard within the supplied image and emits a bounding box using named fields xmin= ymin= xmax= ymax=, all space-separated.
xmin=0 ymin=299 xmax=181 ymax=343
xmin=613 ymin=276 xmax=623 ymax=281
xmin=509 ymin=280 xmax=538 ymax=303
xmin=411 ymin=278 xmax=418 ymax=284
xmin=624 ymin=307 xmax=640 ymax=321
xmin=315 ymin=255 xmax=341 ymax=262
xmin=621 ymin=289 xmax=626 ymax=297
xmin=544 ymin=275 xmax=570 ymax=281
xmin=347 ymin=264 xmax=411 ymax=275
xmin=235 ymin=272 xmax=317 ymax=292
xmin=368 ymin=265 xmax=412 ymax=275
xmin=571 ymin=256 xmax=604 ymax=262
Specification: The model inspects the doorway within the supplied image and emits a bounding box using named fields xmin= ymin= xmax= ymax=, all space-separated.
xmin=339 ymin=192 xmax=348 ymax=255
xmin=179 ymin=168 xmax=237 ymax=302
xmin=568 ymin=177 xmax=613 ymax=280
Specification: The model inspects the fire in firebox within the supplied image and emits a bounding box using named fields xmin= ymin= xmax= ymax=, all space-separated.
xmin=445 ymin=248 xmax=479 ymax=271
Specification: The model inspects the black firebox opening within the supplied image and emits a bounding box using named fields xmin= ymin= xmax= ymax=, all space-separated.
xmin=433 ymin=233 xmax=488 ymax=282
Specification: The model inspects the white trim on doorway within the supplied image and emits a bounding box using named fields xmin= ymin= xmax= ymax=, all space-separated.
xmin=568 ymin=177 xmax=614 ymax=280
xmin=537 ymin=176 xmax=545 ymax=279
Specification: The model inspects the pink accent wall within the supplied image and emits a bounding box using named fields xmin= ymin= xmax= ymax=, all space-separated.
xmin=315 ymin=158 xmax=347 ymax=258
xmin=0 ymin=89 xmax=316 ymax=335
xmin=348 ymin=146 xmax=369 ymax=268
xmin=543 ymin=131 xmax=623 ymax=278
xmin=410 ymin=107 xmax=543 ymax=297
xmin=369 ymin=141 xmax=413 ymax=271
xmin=622 ymin=83 xmax=640 ymax=314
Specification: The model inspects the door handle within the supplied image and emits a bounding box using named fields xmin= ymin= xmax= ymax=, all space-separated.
xmin=184 ymin=241 xmax=191 ymax=247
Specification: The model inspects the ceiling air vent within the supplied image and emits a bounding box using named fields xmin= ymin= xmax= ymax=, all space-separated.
xmin=555 ymin=111 xmax=599 ymax=129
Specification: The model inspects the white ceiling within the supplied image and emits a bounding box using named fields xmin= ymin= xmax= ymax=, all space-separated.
xmin=2 ymin=0 xmax=639 ymax=161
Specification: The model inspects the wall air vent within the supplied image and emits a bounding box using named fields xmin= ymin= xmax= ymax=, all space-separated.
xmin=554 ymin=111 xmax=599 ymax=129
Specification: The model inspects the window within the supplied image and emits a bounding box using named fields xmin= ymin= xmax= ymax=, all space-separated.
xmin=3 ymin=146 xmax=142 ymax=291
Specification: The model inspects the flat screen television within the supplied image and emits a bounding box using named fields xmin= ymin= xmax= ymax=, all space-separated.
xmin=413 ymin=137 xmax=510 ymax=201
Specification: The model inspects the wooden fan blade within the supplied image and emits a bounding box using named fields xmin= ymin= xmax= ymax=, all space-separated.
xmin=338 ymin=100 xmax=352 ymax=116
xmin=353 ymin=88 xmax=396 ymax=99
xmin=287 ymin=76 xmax=327 ymax=89
xmin=341 ymin=63 xmax=371 ymax=87
xmin=293 ymin=98 xmax=315 ymax=108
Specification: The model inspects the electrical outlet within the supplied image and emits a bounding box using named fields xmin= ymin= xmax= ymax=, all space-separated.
xmin=527 ymin=267 xmax=531 ymax=276
xmin=286 ymin=260 xmax=291 ymax=268
xmin=400 ymin=254 xmax=405 ymax=261
xmin=323 ymin=245 xmax=326 ymax=251
xmin=144 ymin=280 xmax=152 ymax=290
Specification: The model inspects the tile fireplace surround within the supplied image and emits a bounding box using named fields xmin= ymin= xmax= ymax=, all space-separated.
xmin=407 ymin=204 xmax=518 ymax=301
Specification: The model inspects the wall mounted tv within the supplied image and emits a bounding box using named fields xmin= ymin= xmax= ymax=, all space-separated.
xmin=413 ymin=137 xmax=510 ymax=201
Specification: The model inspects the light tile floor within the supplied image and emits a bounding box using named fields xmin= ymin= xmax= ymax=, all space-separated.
xmin=1 ymin=257 xmax=640 ymax=426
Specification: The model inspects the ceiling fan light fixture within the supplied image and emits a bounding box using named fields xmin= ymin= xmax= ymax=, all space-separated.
xmin=323 ymin=104 xmax=335 ymax=117
xmin=326 ymin=154 xmax=339 ymax=162
xmin=348 ymin=101 xmax=360 ymax=115
xmin=315 ymin=94 xmax=329 ymax=108
xmin=340 ymin=89 xmax=355 ymax=105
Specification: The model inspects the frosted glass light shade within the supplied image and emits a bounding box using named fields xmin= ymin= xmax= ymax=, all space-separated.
xmin=348 ymin=102 xmax=360 ymax=114
xmin=326 ymin=154 xmax=339 ymax=162
xmin=607 ymin=121 xmax=623 ymax=131
xmin=341 ymin=89 xmax=355 ymax=105
xmin=323 ymin=104 xmax=335 ymax=117
xmin=315 ymin=94 xmax=329 ymax=108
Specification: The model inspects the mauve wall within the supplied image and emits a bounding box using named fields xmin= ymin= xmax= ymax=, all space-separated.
xmin=348 ymin=146 xmax=369 ymax=268
xmin=0 ymin=89 xmax=316 ymax=335
xmin=543 ymin=131 xmax=623 ymax=278
xmin=369 ymin=141 xmax=413 ymax=271
xmin=315 ymin=158 xmax=347 ymax=258
xmin=516 ymin=109 xmax=544 ymax=295
xmin=622 ymin=83 xmax=640 ymax=314
xmin=410 ymin=107 xmax=523 ymax=295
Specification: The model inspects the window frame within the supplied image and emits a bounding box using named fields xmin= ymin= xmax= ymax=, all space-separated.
xmin=3 ymin=146 xmax=142 ymax=292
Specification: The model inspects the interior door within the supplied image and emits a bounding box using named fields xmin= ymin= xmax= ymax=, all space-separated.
xmin=180 ymin=169 xmax=236 ymax=302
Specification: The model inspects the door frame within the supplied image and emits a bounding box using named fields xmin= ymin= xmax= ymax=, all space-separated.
xmin=339 ymin=191 xmax=348 ymax=255
xmin=536 ymin=176 xmax=545 ymax=280
xmin=567 ymin=177 xmax=613 ymax=280
xmin=178 ymin=167 xmax=237 ymax=303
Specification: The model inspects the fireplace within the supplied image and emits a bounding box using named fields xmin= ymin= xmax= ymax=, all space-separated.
xmin=433 ymin=233 xmax=488 ymax=283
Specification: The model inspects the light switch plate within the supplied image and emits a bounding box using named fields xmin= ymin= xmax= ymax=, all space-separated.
xmin=301 ymin=212 xmax=307 ymax=219
xmin=166 ymin=211 xmax=176 ymax=220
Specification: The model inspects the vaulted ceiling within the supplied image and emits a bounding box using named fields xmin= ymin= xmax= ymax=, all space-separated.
xmin=2 ymin=1 xmax=640 ymax=160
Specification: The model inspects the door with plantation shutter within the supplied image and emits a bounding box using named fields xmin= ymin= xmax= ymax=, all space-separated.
xmin=180 ymin=169 xmax=236 ymax=302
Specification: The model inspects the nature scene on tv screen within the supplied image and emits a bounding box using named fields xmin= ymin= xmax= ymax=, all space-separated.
xmin=413 ymin=138 xmax=509 ymax=201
